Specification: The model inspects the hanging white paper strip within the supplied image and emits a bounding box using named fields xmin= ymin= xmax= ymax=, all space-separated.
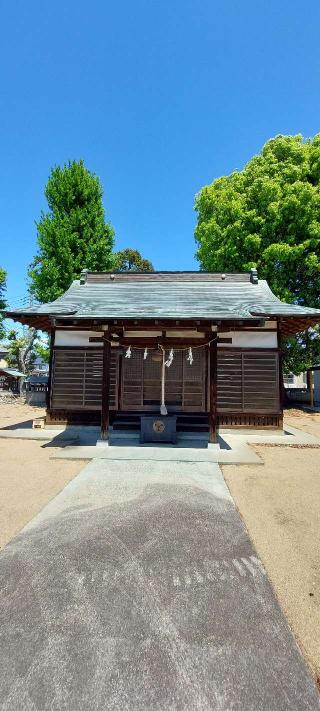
xmin=165 ymin=348 xmax=174 ymax=368
xmin=143 ymin=347 xmax=148 ymax=360
xmin=125 ymin=345 xmax=132 ymax=358
xmin=187 ymin=347 xmax=193 ymax=365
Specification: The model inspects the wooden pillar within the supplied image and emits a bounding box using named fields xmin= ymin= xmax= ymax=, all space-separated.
xmin=310 ymin=370 xmax=314 ymax=408
xmin=277 ymin=319 xmax=285 ymax=428
xmin=46 ymin=328 xmax=55 ymax=412
xmin=101 ymin=333 xmax=111 ymax=440
xmin=209 ymin=337 xmax=218 ymax=443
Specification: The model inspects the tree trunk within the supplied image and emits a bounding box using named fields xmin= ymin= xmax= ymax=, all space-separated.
xmin=16 ymin=329 xmax=37 ymax=399
xmin=19 ymin=328 xmax=37 ymax=373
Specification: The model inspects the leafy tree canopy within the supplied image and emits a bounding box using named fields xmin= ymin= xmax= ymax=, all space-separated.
xmin=34 ymin=341 xmax=50 ymax=365
xmin=115 ymin=248 xmax=154 ymax=272
xmin=29 ymin=160 xmax=115 ymax=302
xmin=195 ymin=134 xmax=320 ymax=372
xmin=0 ymin=268 xmax=7 ymax=340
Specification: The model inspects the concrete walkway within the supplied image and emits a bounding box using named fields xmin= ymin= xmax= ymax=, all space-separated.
xmin=48 ymin=423 xmax=320 ymax=464
xmin=1 ymin=422 xmax=319 ymax=465
xmin=0 ymin=459 xmax=319 ymax=710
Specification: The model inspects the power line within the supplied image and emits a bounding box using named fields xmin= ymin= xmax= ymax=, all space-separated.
xmin=5 ymin=296 xmax=40 ymax=309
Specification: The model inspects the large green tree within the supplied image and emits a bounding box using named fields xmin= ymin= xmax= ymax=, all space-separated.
xmin=115 ymin=248 xmax=154 ymax=272
xmin=29 ymin=160 xmax=115 ymax=302
xmin=195 ymin=134 xmax=320 ymax=372
xmin=0 ymin=268 xmax=7 ymax=340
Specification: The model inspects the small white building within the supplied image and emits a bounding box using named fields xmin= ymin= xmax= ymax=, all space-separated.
xmin=283 ymin=373 xmax=307 ymax=389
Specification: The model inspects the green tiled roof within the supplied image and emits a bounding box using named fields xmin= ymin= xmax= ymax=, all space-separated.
xmin=5 ymin=272 xmax=320 ymax=322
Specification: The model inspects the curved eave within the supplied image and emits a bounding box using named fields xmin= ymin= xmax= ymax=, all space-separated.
xmin=4 ymin=310 xmax=320 ymax=338
xmin=4 ymin=311 xmax=76 ymax=331
xmin=279 ymin=316 xmax=320 ymax=337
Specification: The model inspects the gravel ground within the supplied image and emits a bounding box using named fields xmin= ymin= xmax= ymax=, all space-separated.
xmin=0 ymin=401 xmax=84 ymax=549
xmin=223 ymin=409 xmax=320 ymax=684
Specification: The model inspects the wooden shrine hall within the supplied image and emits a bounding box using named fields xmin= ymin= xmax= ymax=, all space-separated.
xmin=6 ymin=270 xmax=320 ymax=446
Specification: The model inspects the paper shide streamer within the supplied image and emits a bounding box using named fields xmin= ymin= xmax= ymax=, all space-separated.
xmin=187 ymin=347 xmax=193 ymax=365
xmin=165 ymin=348 xmax=174 ymax=368
xmin=125 ymin=345 xmax=132 ymax=359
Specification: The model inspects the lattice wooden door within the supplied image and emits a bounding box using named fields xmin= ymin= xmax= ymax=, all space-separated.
xmin=121 ymin=350 xmax=144 ymax=409
xmin=121 ymin=348 xmax=206 ymax=412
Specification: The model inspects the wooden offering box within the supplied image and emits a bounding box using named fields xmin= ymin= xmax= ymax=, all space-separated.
xmin=140 ymin=415 xmax=177 ymax=444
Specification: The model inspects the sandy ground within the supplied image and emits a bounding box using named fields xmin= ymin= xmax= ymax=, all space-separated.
xmin=0 ymin=400 xmax=84 ymax=549
xmin=284 ymin=407 xmax=320 ymax=437
xmin=223 ymin=408 xmax=320 ymax=683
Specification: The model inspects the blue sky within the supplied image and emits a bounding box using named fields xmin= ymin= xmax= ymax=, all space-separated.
xmin=1 ymin=0 xmax=320 ymax=307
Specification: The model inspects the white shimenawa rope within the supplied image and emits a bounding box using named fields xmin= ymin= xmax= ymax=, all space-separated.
xmin=159 ymin=346 xmax=167 ymax=415
xmin=104 ymin=337 xmax=217 ymax=351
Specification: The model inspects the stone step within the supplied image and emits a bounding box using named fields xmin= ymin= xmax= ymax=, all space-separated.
xmin=109 ymin=429 xmax=209 ymax=448
xmin=112 ymin=421 xmax=209 ymax=432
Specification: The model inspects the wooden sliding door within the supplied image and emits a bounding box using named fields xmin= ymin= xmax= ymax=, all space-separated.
xmin=217 ymin=349 xmax=280 ymax=413
xmin=50 ymin=348 xmax=119 ymax=411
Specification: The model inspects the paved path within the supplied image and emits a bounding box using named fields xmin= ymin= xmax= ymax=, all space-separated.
xmin=0 ymin=459 xmax=319 ymax=710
